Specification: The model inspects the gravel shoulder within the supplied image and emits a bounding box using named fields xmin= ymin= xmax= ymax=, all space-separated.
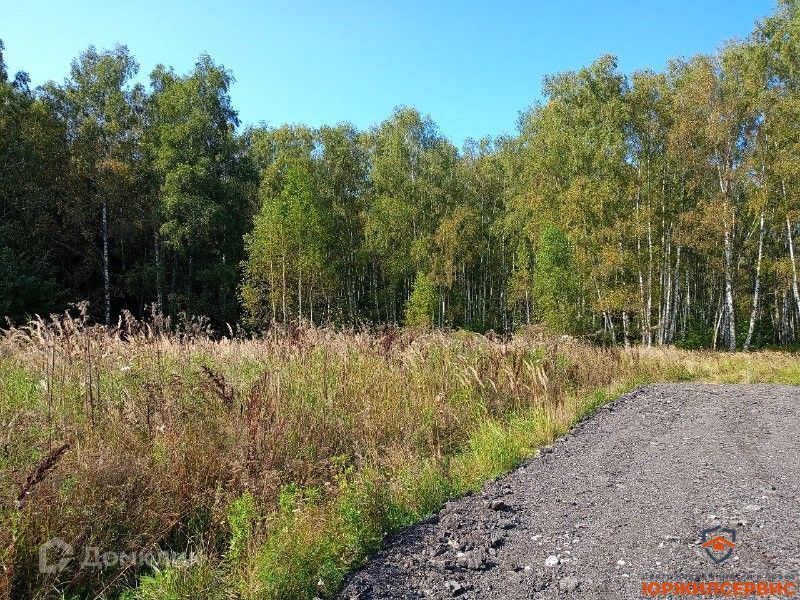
xmin=339 ymin=384 xmax=800 ymax=599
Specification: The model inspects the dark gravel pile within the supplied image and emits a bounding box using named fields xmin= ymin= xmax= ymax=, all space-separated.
xmin=339 ymin=384 xmax=800 ymax=599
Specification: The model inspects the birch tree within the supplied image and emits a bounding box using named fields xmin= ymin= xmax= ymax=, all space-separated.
xmin=45 ymin=45 xmax=142 ymax=325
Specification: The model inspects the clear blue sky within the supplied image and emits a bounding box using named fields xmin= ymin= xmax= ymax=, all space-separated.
xmin=3 ymin=0 xmax=775 ymax=146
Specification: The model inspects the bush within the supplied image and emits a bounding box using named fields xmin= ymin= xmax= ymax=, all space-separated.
xmin=404 ymin=271 xmax=437 ymax=327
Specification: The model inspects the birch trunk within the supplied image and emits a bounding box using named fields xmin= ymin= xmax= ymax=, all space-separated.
xmin=782 ymin=291 xmax=791 ymax=344
xmin=298 ymin=265 xmax=303 ymax=321
xmin=661 ymin=231 xmax=672 ymax=345
xmin=102 ymin=201 xmax=111 ymax=326
xmin=270 ymin=259 xmax=276 ymax=323
xmin=281 ymin=251 xmax=287 ymax=323
xmin=683 ymin=270 xmax=690 ymax=338
xmin=636 ymin=194 xmax=646 ymax=345
xmin=744 ymin=211 xmax=765 ymax=352
xmin=646 ymin=207 xmax=654 ymax=346
xmin=154 ymin=230 xmax=162 ymax=313
xmin=723 ymin=222 xmax=737 ymax=351
xmin=668 ymin=246 xmax=681 ymax=343
xmin=622 ymin=311 xmax=631 ymax=348
xmin=786 ymin=215 xmax=800 ymax=321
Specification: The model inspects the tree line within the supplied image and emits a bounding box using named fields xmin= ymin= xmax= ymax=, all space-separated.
xmin=2 ymin=1 xmax=800 ymax=349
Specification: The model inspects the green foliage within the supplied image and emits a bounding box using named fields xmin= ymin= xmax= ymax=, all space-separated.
xmin=533 ymin=225 xmax=579 ymax=334
xmin=250 ymin=482 xmax=368 ymax=599
xmin=120 ymin=561 xmax=225 ymax=600
xmin=507 ymin=243 xmax=534 ymax=324
xmin=250 ymin=466 xmax=447 ymax=599
xmin=362 ymin=107 xmax=461 ymax=323
xmin=0 ymin=246 xmax=60 ymax=321
xmin=675 ymin=320 xmax=714 ymax=349
xmin=404 ymin=271 xmax=437 ymax=327
xmin=386 ymin=461 xmax=452 ymax=527
xmin=226 ymin=491 xmax=256 ymax=564
xmin=4 ymin=318 xmax=800 ymax=598
xmin=6 ymin=7 xmax=800 ymax=343
xmin=242 ymin=161 xmax=329 ymax=326
xmin=147 ymin=54 xmax=255 ymax=324
xmin=0 ymin=46 xmax=73 ymax=322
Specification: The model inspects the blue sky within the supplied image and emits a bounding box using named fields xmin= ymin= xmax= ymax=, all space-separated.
xmin=3 ymin=1 xmax=775 ymax=145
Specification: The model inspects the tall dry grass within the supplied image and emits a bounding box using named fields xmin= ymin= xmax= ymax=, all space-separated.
xmin=1 ymin=308 xmax=797 ymax=599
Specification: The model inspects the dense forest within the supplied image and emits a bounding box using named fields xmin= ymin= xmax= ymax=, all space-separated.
xmin=2 ymin=1 xmax=800 ymax=349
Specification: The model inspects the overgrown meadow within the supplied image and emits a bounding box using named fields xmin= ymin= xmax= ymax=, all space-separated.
xmin=1 ymin=311 xmax=799 ymax=600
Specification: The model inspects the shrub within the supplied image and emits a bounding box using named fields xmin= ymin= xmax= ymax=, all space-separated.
xmin=404 ymin=272 xmax=437 ymax=328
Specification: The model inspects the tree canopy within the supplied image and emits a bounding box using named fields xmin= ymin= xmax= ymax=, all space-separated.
xmin=3 ymin=3 xmax=800 ymax=349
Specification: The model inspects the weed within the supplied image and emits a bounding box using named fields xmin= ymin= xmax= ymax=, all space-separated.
xmin=0 ymin=313 xmax=797 ymax=598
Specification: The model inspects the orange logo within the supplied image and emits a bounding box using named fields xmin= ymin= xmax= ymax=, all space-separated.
xmin=702 ymin=535 xmax=736 ymax=553
xmin=701 ymin=526 xmax=736 ymax=564
xmin=641 ymin=526 xmax=797 ymax=596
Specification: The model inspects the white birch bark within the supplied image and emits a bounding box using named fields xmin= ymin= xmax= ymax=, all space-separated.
xmin=102 ymin=201 xmax=111 ymax=326
xmin=154 ymin=230 xmax=162 ymax=313
xmin=744 ymin=211 xmax=765 ymax=352
xmin=786 ymin=215 xmax=800 ymax=320
xmin=723 ymin=221 xmax=737 ymax=351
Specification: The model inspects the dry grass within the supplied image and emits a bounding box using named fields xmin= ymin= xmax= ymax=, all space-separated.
xmin=0 ymin=310 xmax=797 ymax=599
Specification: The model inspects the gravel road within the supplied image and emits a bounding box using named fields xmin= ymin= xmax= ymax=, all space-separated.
xmin=339 ymin=384 xmax=800 ymax=599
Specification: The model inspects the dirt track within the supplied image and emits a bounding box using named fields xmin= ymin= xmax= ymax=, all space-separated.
xmin=339 ymin=384 xmax=800 ymax=599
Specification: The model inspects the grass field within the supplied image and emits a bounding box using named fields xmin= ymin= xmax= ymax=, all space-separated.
xmin=1 ymin=312 xmax=798 ymax=599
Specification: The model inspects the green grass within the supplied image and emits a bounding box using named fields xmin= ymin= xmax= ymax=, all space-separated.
xmin=1 ymin=321 xmax=799 ymax=599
